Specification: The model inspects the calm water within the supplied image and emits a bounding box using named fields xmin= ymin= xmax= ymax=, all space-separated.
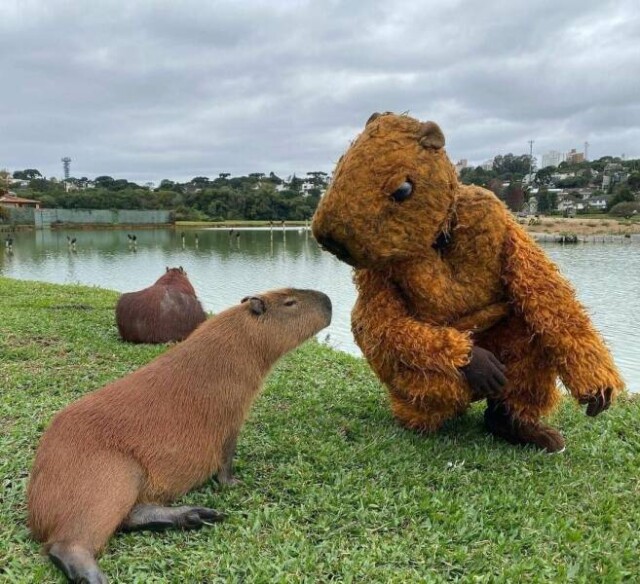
xmin=1 ymin=228 xmax=638 ymax=391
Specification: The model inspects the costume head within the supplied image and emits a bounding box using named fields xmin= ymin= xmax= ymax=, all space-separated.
xmin=312 ymin=112 xmax=458 ymax=268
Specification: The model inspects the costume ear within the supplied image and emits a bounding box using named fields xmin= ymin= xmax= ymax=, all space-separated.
xmin=418 ymin=121 xmax=445 ymax=149
xmin=241 ymin=296 xmax=266 ymax=315
xmin=366 ymin=112 xmax=382 ymax=126
xmin=366 ymin=111 xmax=393 ymax=126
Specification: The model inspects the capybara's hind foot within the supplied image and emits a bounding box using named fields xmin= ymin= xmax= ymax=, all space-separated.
xmin=48 ymin=542 xmax=107 ymax=584
xmin=119 ymin=504 xmax=225 ymax=533
xmin=484 ymin=400 xmax=565 ymax=453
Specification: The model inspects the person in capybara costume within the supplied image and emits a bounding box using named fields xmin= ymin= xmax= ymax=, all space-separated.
xmin=312 ymin=112 xmax=624 ymax=452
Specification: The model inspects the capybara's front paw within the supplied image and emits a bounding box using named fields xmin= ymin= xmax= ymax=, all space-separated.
xmin=180 ymin=506 xmax=226 ymax=529
xmin=218 ymin=475 xmax=242 ymax=488
xmin=578 ymin=387 xmax=613 ymax=417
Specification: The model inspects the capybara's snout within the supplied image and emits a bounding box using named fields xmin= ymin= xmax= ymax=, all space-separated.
xmin=288 ymin=288 xmax=332 ymax=330
xmin=311 ymin=290 xmax=332 ymax=326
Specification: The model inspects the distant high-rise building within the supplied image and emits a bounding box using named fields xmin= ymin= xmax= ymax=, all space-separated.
xmin=565 ymin=149 xmax=585 ymax=165
xmin=481 ymin=158 xmax=494 ymax=171
xmin=541 ymin=150 xmax=563 ymax=168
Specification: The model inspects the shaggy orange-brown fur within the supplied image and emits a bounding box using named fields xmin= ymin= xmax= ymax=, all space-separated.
xmin=312 ymin=112 xmax=624 ymax=437
xmin=115 ymin=267 xmax=207 ymax=344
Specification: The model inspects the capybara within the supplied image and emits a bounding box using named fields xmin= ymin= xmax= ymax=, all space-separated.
xmin=28 ymin=288 xmax=332 ymax=583
xmin=115 ymin=266 xmax=207 ymax=344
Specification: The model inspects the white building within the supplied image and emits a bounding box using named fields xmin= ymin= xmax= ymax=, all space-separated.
xmin=454 ymin=159 xmax=468 ymax=175
xmin=541 ymin=150 xmax=563 ymax=168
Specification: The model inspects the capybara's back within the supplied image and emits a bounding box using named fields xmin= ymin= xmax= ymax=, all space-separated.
xmin=116 ymin=267 xmax=207 ymax=343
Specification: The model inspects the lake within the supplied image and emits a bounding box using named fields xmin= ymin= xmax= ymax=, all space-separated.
xmin=2 ymin=227 xmax=638 ymax=392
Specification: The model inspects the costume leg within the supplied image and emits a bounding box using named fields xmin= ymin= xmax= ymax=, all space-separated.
xmin=384 ymin=366 xmax=473 ymax=433
xmin=477 ymin=315 xmax=564 ymax=452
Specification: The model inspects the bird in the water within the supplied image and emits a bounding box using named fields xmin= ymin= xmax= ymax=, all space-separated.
xmin=67 ymin=236 xmax=77 ymax=250
xmin=5 ymin=236 xmax=13 ymax=250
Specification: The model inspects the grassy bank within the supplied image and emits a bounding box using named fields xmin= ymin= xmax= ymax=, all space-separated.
xmin=1 ymin=277 xmax=639 ymax=583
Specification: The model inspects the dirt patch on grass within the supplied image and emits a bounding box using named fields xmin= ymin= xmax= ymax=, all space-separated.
xmin=524 ymin=216 xmax=640 ymax=236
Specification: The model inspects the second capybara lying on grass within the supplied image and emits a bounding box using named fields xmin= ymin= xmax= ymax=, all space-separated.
xmin=28 ymin=288 xmax=332 ymax=584
xmin=115 ymin=267 xmax=207 ymax=344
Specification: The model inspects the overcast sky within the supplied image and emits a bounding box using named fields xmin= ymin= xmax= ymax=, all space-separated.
xmin=1 ymin=0 xmax=639 ymax=183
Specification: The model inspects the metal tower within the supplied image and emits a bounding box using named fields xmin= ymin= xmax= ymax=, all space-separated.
xmin=527 ymin=140 xmax=535 ymax=183
xmin=61 ymin=157 xmax=71 ymax=180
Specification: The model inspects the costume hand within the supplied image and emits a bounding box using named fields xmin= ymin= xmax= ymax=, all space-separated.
xmin=460 ymin=346 xmax=507 ymax=397
xmin=579 ymin=387 xmax=613 ymax=417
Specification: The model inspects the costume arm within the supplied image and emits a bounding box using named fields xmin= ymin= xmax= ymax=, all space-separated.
xmin=501 ymin=217 xmax=624 ymax=400
xmin=352 ymin=269 xmax=473 ymax=374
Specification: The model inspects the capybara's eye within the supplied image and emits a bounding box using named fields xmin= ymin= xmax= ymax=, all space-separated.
xmin=284 ymin=299 xmax=298 ymax=307
xmin=390 ymin=180 xmax=413 ymax=202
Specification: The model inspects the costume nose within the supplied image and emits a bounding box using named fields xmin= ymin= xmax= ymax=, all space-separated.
xmin=315 ymin=234 xmax=355 ymax=266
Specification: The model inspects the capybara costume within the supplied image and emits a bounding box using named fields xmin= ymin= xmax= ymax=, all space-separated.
xmin=115 ymin=266 xmax=206 ymax=344
xmin=29 ymin=289 xmax=331 ymax=583
xmin=312 ymin=112 xmax=623 ymax=452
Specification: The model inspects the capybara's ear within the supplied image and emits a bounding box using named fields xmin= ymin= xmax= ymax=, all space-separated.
xmin=179 ymin=266 xmax=184 ymax=273
xmin=166 ymin=266 xmax=169 ymax=272
xmin=418 ymin=121 xmax=445 ymax=149
xmin=241 ymin=296 xmax=266 ymax=316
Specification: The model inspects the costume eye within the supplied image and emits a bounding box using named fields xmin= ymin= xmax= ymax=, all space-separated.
xmin=390 ymin=180 xmax=413 ymax=202
xmin=284 ymin=298 xmax=298 ymax=307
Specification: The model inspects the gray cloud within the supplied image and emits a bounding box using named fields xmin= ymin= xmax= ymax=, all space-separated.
xmin=1 ymin=0 xmax=638 ymax=182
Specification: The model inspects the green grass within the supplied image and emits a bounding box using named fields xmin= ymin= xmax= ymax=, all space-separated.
xmin=1 ymin=277 xmax=639 ymax=583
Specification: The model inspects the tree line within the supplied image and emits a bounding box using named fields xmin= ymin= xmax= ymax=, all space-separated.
xmin=3 ymin=172 xmax=329 ymax=222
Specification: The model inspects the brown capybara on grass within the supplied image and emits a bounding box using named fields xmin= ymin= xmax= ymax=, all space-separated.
xmin=28 ymin=288 xmax=332 ymax=583
xmin=115 ymin=266 xmax=207 ymax=344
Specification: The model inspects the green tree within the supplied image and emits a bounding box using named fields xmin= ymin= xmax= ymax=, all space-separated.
xmin=0 ymin=169 xmax=11 ymax=191
xmin=492 ymin=154 xmax=534 ymax=180
xmin=459 ymin=166 xmax=497 ymax=187
xmin=535 ymin=166 xmax=555 ymax=186
xmin=13 ymin=169 xmax=42 ymax=180
xmin=607 ymin=186 xmax=636 ymax=211
xmin=503 ymin=182 xmax=525 ymax=212
xmin=627 ymin=172 xmax=640 ymax=191
xmin=536 ymin=188 xmax=558 ymax=213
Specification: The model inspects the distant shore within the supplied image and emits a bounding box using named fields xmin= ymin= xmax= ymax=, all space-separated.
xmin=521 ymin=215 xmax=640 ymax=237
xmin=4 ymin=216 xmax=640 ymax=240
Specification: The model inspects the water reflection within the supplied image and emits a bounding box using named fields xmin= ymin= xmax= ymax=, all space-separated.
xmin=1 ymin=228 xmax=638 ymax=391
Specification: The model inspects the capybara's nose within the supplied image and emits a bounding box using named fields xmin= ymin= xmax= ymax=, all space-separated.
xmin=315 ymin=234 xmax=354 ymax=266
xmin=319 ymin=292 xmax=332 ymax=321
